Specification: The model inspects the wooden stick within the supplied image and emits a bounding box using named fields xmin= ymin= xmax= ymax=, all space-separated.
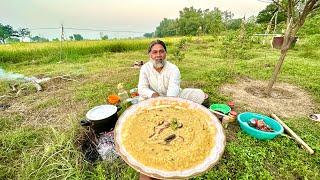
xmin=271 ymin=114 xmax=314 ymax=154
xmin=208 ymin=109 xmax=230 ymax=117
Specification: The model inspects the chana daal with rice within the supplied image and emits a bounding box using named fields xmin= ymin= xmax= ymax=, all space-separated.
xmin=120 ymin=100 xmax=217 ymax=171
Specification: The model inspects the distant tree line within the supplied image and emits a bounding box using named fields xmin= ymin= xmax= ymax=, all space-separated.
xmin=0 ymin=24 xmax=31 ymax=43
xmin=144 ymin=5 xmax=320 ymax=38
xmin=144 ymin=7 xmax=253 ymax=38
xmin=0 ymin=23 xmax=109 ymax=44
xmin=0 ymin=23 xmax=112 ymax=43
xmin=0 ymin=23 xmax=52 ymax=43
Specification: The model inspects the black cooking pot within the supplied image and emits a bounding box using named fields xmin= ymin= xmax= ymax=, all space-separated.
xmin=80 ymin=105 xmax=121 ymax=133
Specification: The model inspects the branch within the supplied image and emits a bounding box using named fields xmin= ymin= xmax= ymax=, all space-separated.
xmin=293 ymin=0 xmax=318 ymax=35
xmin=289 ymin=0 xmax=295 ymax=18
xmin=294 ymin=0 xmax=302 ymax=6
xmin=312 ymin=2 xmax=320 ymax=10
xmin=0 ymin=95 xmax=13 ymax=99
xmin=272 ymin=0 xmax=288 ymax=11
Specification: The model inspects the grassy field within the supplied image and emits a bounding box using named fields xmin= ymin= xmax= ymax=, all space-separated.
xmin=0 ymin=34 xmax=319 ymax=179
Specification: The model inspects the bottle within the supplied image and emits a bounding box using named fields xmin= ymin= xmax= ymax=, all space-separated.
xmin=117 ymin=83 xmax=129 ymax=103
xmin=227 ymin=101 xmax=235 ymax=110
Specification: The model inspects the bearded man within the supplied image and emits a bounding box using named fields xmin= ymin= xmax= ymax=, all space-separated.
xmin=138 ymin=40 xmax=181 ymax=99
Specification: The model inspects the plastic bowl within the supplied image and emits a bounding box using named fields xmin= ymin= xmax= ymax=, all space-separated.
xmin=237 ymin=112 xmax=284 ymax=140
xmin=209 ymin=104 xmax=231 ymax=114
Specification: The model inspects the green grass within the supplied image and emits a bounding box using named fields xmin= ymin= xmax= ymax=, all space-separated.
xmin=0 ymin=35 xmax=319 ymax=179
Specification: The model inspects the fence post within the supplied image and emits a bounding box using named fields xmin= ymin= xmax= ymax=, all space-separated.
xmin=60 ymin=24 xmax=64 ymax=61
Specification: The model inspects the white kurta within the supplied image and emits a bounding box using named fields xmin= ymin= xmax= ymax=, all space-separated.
xmin=138 ymin=60 xmax=181 ymax=99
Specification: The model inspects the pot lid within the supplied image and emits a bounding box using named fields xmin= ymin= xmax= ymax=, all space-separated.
xmin=86 ymin=105 xmax=117 ymax=120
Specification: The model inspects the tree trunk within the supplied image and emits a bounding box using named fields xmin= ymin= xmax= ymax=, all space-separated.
xmin=265 ymin=17 xmax=294 ymax=96
xmin=265 ymin=46 xmax=289 ymax=95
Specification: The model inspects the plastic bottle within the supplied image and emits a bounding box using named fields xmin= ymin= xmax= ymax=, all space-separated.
xmin=117 ymin=83 xmax=129 ymax=103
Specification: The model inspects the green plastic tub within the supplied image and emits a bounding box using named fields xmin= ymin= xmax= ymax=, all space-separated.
xmin=209 ymin=104 xmax=231 ymax=114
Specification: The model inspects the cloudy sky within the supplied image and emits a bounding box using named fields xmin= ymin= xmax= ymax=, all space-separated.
xmin=0 ymin=0 xmax=268 ymax=39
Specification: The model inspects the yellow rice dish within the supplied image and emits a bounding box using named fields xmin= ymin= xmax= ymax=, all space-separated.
xmin=121 ymin=102 xmax=216 ymax=171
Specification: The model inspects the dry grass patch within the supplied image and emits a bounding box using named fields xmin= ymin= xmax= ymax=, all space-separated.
xmin=220 ymin=78 xmax=315 ymax=118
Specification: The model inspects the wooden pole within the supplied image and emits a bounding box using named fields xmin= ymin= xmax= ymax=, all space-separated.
xmin=60 ymin=24 xmax=64 ymax=61
xmin=271 ymin=114 xmax=314 ymax=154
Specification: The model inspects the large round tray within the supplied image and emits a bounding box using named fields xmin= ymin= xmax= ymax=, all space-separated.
xmin=114 ymin=97 xmax=225 ymax=179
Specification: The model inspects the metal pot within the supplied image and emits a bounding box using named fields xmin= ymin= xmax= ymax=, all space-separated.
xmin=80 ymin=105 xmax=121 ymax=133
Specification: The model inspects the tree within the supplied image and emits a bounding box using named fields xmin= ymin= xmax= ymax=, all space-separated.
xmin=0 ymin=23 xmax=18 ymax=44
xmin=143 ymin=32 xmax=154 ymax=38
xmin=18 ymin=28 xmax=30 ymax=42
xmin=263 ymin=0 xmax=320 ymax=95
xmin=52 ymin=38 xmax=60 ymax=41
xmin=245 ymin=16 xmax=262 ymax=35
xmin=256 ymin=3 xmax=286 ymax=24
xmin=299 ymin=11 xmax=320 ymax=34
xmin=69 ymin=36 xmax=74 ymax=41
xmin=72 ymin=34 xmax=83 ymax=41
xmin=30 ymin=36 xmax=49 ymax=42
xmin=222 ymin=10 xmax=234 ymax=22
xmin=6 ymin=37 xmax=20 ymax=43
xmin=101 ymin=35 xmax=108 ymax=40
xmin=226 ymin=18 xmax=243 ymax=30
xmin=155 ymin=18 xmax=178 ymax=37
xmin=201 ymin=8 xmax=225 ymax=35
xmin=178 ymin=7 xmax=203 ymax=36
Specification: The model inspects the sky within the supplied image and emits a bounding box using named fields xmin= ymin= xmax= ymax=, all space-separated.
xmin=0 ymin=0 xmax=269 ymax=40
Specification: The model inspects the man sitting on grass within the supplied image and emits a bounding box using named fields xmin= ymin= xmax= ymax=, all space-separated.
xmin=138 ymin=39 xmax=206 ymax=105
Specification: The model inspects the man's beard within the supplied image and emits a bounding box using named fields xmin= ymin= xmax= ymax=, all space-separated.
xmin=151 ymin=59 xmax=166 ymax=69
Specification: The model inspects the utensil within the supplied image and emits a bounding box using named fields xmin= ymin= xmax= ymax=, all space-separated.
xmin=80 ymin=105 xmax=121 ymax=133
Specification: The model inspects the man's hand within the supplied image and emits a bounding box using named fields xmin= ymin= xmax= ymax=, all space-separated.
xmin=151 ymin=92 xmax=160 ymax=98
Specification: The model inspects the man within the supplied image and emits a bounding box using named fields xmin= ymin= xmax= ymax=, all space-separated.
xmin=138 ymin=40 xmax=181 ymax=100
xmin=138 ymin=40 xmax=206 ymax=105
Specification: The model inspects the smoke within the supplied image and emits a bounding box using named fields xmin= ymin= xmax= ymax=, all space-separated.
xmin=0 ymin=68 xmax=27 ymax=81
xmin=0 ymin=67 xmax=44 ymax=82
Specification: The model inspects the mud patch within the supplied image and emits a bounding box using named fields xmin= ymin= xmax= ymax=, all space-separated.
xmin=220 ymin=78 xmax=315 ymax=118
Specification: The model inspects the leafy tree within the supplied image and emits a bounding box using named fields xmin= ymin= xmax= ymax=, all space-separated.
xmin=101 ymin=35 xmax=108 ymax=40
xmin=154 ymin=7 xmax=228 ymax=37
xmin=72 ymin=34 xmax=84 ymax=41
xmin=69 ymin=36 xmax=74 ymax=40
xmin=155 ymin=18 xmax=178 ymax=37
xmin=222 ymin=10 xmax=234 ymax=22
xmin=178 ymin=7 xmax=203 ymax=36
xmin=143 ymin=32 xmax=154 ymax=38
xmin=0 ymin=23 xmax=18 ymax=44
xmin=30 ymin=36 xmax=49 ymax=42
xmin=6 ymin=37 xmax=20 ymax=43
xmin=256 ymin=3 xmax=286 ymax=24
xmin=18 ymin=28 xmax=30 ymax=42
xmin=245 ymin=16 xmax=261 ymax=35
xmin=226 ymin=18 xmax=243 ymax=30
xmin=299 ymin=11 xmax=320 ymax=35
xmin=52 ymin=38 xmax=60 ymax=41
xmin=202 ymin=8 xmax=225 ymax=35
